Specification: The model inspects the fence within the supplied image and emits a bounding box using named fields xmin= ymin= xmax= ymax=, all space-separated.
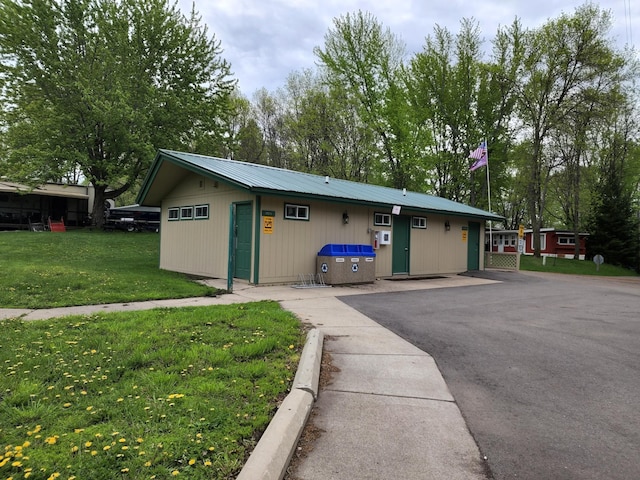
xmin=485 ymin=252 xmax=520 ymax=271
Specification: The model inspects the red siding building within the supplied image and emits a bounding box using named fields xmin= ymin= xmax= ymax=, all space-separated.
xmin=487 ymin=228 xmax=588 ymax=259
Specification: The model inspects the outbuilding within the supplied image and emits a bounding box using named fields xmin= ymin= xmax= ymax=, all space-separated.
xmin=489 ymin=228 xmax=589 ymax=259
xmin=137 ymin=150 xmax=502 ymax=287
xmin=0 ymin=181 xmax=92 ymax=230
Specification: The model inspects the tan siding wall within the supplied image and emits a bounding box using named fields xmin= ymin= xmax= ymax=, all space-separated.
xmin=408 ymin=214 xmax=470 ymax=275
xmin=158 ymin=178 xmax=485 ymax=282
xmin=159 ymin=174 xmax=252 ymax=278
xmin=258 ymin=198 xmax=388 ymax=283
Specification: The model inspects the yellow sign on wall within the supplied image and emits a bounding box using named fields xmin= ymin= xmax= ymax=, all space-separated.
xmin=462 ymin=230 xmax=468 ymax=242
xmin=518 ymin=224 xmax=525 ymax=239
xmin=263 ymin=216 xmax=274 ymax=234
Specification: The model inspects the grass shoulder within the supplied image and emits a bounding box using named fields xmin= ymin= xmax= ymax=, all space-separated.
xmin=519 ymin=254 xmax=639 ymax=276
xmin=0 ymin=230 xmax=215 ymax=308
xmin=0 ymin=301 xmax=304 ymax=479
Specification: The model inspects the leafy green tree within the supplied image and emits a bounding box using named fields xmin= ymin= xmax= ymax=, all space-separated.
xmin=505 ymin=4 xmax=627 ymax=256
xmin=281 ymin=69 xmax=375 ymax=180
xmin=314 ymin=10 xmax=416 ymax=189
xmin=252 ymin=88 xmax=289 ymax=168
xmin=587 ymin=93 xmax=640 ymax=271
xmin=0 ymin=0 xmax=234 ymax=227
xmin=407 ymin=19 xmax=517 ymax=208
xmin=409 ymin=23 xmax=471 ymax=200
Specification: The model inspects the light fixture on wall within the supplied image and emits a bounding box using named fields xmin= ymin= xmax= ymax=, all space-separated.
xmin=444 ymin=220 xmax=451 ymax=231
xmin=342 ymin=212 xmax=349 ymax=224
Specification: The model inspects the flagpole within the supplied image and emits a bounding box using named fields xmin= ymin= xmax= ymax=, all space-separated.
xmin=485 ymin=137 xmax=492 ymax=261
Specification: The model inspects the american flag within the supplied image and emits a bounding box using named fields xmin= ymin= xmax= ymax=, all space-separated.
xmin=469 ymin=142 xmax=488 ymax=171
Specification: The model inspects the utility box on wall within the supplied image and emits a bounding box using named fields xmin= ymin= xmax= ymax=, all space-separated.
xmin=317 ymin=244 xmax=376 ymax=285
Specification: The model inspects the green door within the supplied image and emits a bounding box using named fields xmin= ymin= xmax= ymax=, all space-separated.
xmin=234 ymin=203 xmax=252 ymax=280
xmin=392 ymin=216 xmax=410 ymax=274
xmin=467 ymin=221 xmax=480 ymax=270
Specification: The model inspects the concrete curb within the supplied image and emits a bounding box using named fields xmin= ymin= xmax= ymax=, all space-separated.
xmin=292 ymin=329 xmax=323 ymax=400
xmin=237 ymin=329 xmax=324 ymax=480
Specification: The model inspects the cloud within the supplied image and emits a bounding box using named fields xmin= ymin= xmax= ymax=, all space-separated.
xmin=179 ymin=0 xmax=638 ymax=96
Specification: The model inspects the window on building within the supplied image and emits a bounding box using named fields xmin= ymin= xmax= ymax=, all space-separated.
xmin=412 ymin=216 xmax=427 ymax=229
xmin=284 ymin=203 xmax=309 ymax=220
xmin=168 ymin=208 xmax=179 ymax=221
xmin=374 ymin=212 xmax=391 ymax=226
xmin=558 ymin=237 xmax=576 ymax=245
xmin=194 ymin=204 xmax=209 ymax=220
xmin=531 ymin=233 xmax=547 ymax=250
xmin=180 ymin=206 xmax=194 ymax=220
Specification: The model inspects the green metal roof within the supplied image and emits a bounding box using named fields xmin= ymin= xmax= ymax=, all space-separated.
xmin=137 ymin=149 xmax=503 ymax=221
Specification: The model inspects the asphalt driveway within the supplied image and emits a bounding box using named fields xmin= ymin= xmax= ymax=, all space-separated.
xmin=339 ymin=271 xmax=640 ymax=480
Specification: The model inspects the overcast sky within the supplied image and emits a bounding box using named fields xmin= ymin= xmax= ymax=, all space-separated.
xmin=177 ymin=0 xmax=638 ymax=96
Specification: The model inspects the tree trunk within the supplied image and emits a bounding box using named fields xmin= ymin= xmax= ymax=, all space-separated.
xmin=91 ymin=185 xmax=108 ymax=229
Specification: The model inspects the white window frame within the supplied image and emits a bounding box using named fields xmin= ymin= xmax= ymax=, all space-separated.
xmin=284 ymin=203 xmax=309 ymax=221
xmin=194 ymin=204 xmax=209 ymax=220
xmin=168 ymin=208 xmax=179 ymax=221
xmin=180 ymin=206 xmax=194 ymax=220
xmin=531 ymin=233 xmax=547 ymax=250
xmin=558 ymin=237 xmax=575 ymax=245
xmin=374 ymin=212 xmax=391 ymax=226
xmin=412 ymin=216 xmax=427 ymax=229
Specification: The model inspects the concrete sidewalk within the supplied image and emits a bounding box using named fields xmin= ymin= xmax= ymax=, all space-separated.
xmin=0 ymin=274 xmax=497 ymax=479
xmin=199 ymin=275 xmax=495 ymax=479
xmin=277 ymin=291 xmax=490 ymax=479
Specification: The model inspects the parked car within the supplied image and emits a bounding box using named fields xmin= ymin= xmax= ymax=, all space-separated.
xmin=104 ymin=205 xmax=160 ymax=232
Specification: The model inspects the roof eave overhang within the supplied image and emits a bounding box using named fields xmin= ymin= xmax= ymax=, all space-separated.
xmin=137 ymin=150 xmax=503 ymax=222
xmin=249 ymin=187 xmax=504 ymax=222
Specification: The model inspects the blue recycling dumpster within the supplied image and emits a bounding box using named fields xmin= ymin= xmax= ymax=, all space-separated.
xmin=317 ymin=244 xmax=376 ymax=284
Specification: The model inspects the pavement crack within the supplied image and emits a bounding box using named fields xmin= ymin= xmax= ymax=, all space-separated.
xmin=324 ymin=388 xmax=455 ymax=403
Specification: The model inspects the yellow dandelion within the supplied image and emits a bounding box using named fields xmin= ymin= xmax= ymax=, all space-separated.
xmin=121 ymin=468 xmax=129 ymax=473
xmin=118 ymin=438 xmax=126 ymax=443
xmin=22 ymin=441 xmax=30 ymax=448
xmin=84 ymin=441 xmax=92 ymax=448
xmin=103 ymin=445 xmax=111 ymax=451
xmin=188 ymin=458 xmax=196 ymax=466
xmin=90 ymin=451 xmax=97 ymax=456
xmin=136 ymin=437 xmax=144 ymax=444
xmin=144 ymin=461 xmax=151 ymax=467
xmin=71 ymin=446 xmax=79 ymax=453
xmin=171 ymin=471 xmax=179 ymax=476
xmin=63 ymin=403 xmax=71 ymax=408
xmin=204 ymin=460 xmax=212 ymax=467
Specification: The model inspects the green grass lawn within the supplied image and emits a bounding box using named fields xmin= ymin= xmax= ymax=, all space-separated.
xmin=519 ymin=254 xmax=639 ymax=276
xmin=0 ymin=230 xmax=215 ymax=308
xmin=0 ymin=229 xmax=305 ymax=479
xmin=0 ymin=302 xmax=303 ymax=479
